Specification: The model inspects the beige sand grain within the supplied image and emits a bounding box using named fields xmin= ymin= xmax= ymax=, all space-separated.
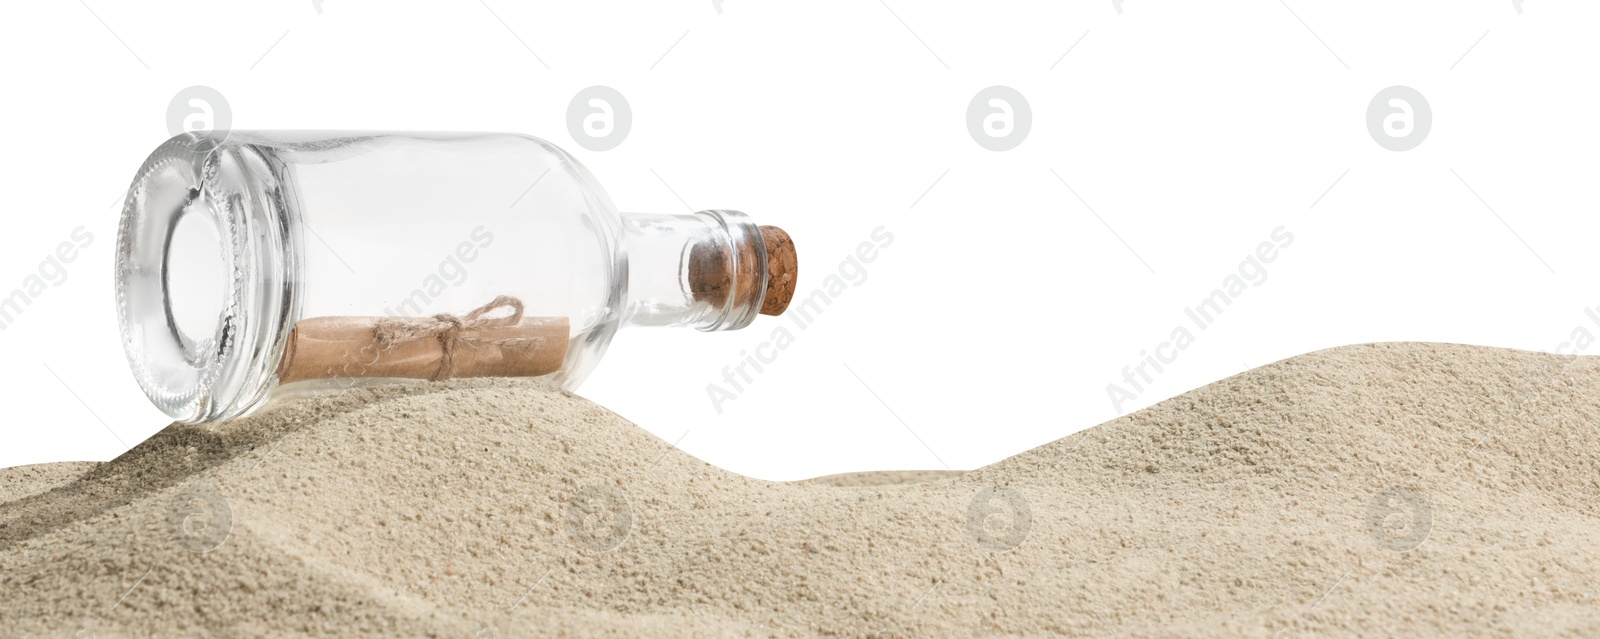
xmin=2 ymin=343 xmax=1598 ymax=637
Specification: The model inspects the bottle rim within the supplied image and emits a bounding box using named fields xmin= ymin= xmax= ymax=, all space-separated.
xmin=694 ymin=209 xmax=768 ymax=332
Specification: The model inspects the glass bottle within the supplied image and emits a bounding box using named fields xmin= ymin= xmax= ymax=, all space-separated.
xmin=115 ymin=131 xmax=798 ymax=423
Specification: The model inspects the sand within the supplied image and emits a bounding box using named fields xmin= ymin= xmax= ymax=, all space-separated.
xmin=2 ymin=342 xmax=1599 ymax=637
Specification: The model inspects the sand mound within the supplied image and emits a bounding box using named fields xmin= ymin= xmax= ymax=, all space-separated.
xmin=3 ymin=342 xmax=1599 ymax=637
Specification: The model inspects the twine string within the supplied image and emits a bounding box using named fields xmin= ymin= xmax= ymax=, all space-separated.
xmin=373 ymin=295 xmax=529 ymax=381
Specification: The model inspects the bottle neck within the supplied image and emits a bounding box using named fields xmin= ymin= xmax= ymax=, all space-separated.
xmin=621 ymin=209 xmax=769 ymax=331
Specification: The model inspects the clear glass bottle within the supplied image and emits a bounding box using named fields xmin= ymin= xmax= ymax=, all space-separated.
xmin=115 ymin=131 xmax=797 ymax=423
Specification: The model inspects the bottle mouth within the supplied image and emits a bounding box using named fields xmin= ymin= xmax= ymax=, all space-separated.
xmin=694 ymin=210 xmax=769 ymax=332
xmin=115 ymin=134 xmax=296 ymax=422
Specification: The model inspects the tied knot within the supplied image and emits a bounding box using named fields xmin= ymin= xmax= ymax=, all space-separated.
xmin=374 ymin=296 xmax=528 ymax=381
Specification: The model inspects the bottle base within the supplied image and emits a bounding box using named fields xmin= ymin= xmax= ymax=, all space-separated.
xmin=115 ymin=134 xmax=297 ymax=422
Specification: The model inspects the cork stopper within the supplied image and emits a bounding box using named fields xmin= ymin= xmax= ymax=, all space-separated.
xmin=686 ymin=225 xmax=797 ymax=318
xmin=758 ymin=226 xmax=797 ymax=315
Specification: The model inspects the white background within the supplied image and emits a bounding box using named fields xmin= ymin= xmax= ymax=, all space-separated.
xmin=2 ymin=1 xmax=1596 ymax=480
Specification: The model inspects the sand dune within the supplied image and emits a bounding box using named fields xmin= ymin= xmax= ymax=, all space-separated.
xmin=3 ymin=342 xmax=1599 ymax=637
